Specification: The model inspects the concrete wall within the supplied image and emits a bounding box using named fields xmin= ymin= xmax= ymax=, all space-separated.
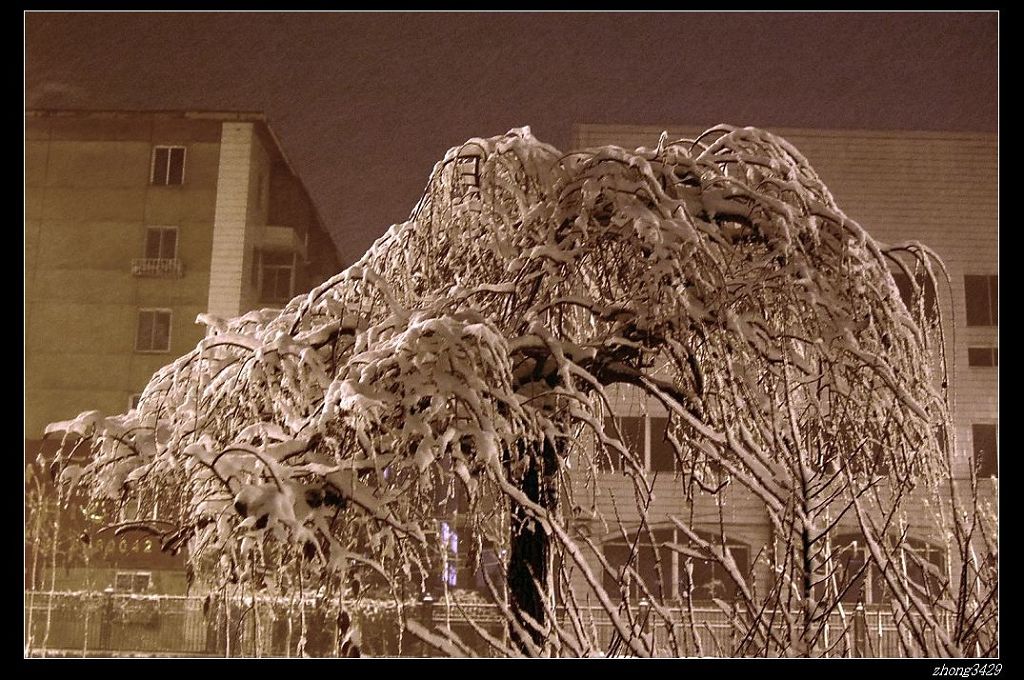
xmin=25 ymin=114 xmax=222 ymax=436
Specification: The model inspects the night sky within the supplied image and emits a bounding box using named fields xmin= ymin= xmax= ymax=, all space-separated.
xmin=25 ymin=12 xmax=997 ymax=265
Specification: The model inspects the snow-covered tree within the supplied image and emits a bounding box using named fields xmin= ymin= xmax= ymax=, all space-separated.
xmin=43 ymin=126 xmax=996 ymax=657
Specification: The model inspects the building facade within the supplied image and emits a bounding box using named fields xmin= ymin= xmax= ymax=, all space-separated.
xmin=569 ymin=123 xmax=998 ymax=614
xmin=25 ymin=109 xmax=340 ymax=594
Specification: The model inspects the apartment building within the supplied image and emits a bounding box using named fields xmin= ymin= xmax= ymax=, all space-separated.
xmin=25 ymin=109 xmax=340 ymax=593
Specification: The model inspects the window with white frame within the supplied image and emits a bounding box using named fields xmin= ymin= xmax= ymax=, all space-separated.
xmin=600 ymin=414 xmax=676 ymax=473
xmin=144 ymin=226 xmax=178 ymax=260
xmin=255 ymin=250 xmax=295 ymax=303
xmin=967 ymin=347 xmax=998 ymax=367
xmin=831 ymin=534 xmax=945 ymax=605
xmin=136 ymin=309 xmax=172 ymax=352
xmin=601 ymin=527 xmax=750 ymax=602
xmin=972 ymin=423 xmax=997 ymax=478
xmin=892 ymin=270 xmax=938 ymax=321
xmin=151 ymin=146 xmax=186 ymax=186
xmin=964 ymin=274 xmax=998 ymax=326
xmin=114 ymin=570 xmax=152 ymax=593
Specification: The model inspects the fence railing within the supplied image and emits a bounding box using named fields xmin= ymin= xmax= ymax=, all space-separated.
xmin=24 ymin=590 xmax=948 ymax=658
xmin=25 ymin=591 xmax=207 ymax=657
xmin=560 ymin=603 xmax=942 ymax=657
xmin=24 ymin=590 xmax=408 ymax=658
xmin=131 ymin=258 xmax=183 ymax=278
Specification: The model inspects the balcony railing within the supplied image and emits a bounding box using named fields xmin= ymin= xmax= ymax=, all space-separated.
xmin=131 ymin=258 xmax=183 ymax=278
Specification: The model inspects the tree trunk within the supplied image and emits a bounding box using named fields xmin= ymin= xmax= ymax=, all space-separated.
xmin=507 ymin=435 xmax=559 ymax=655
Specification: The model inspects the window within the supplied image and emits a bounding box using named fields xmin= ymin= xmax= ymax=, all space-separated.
xmin=648 ymin=417 xmax=675 ymax=473
xmin=136 ymin=309 xmax=171 ymax=352
xmin=251 ymin=248 xmax=261 ymax=290
xmin=902 ymin=538 xmax=946 ymax=600
xmin=450 ymin=150 xmax=482 ymax=204
xmin=474 ymin=547 xmax=505 ymax=593
xmin=129 ymin=393 xmax=142 ymax=410
xmin=849 ymin=439 xmax=889 ymax=477
xmin=601 ymin=415 xmax=676 ymax=473
xmin=964 ymin=275 xmax=998 ymax=326
xmin=892 ymin=271 xmax=937 ymax=321
xmin=114 ymin=570 xmax=152 ymax=593
xmin=256 ymin=171 xmax=269 ymax=212
xmin=255 ymin=250 xmax=294 ymax=303
xmin=117 ymin=496 xmax=159 ymax=523
xmin=972 ymin=424 xmax=997 ymax=478
xmin=150 ymin=146 xmax=186 ymax=186
xmin=601 ymin=416 xmax=644 ymax=471
xmin=675 ymin=530 xmax=750 ymax=602
xmin=832 ymin=534 xmax=945 ymax=605
xmin=967 ymin=347 xmax=998 ymax=367
xmin=433 ymin=452 xmax=470 ymax=514
xmin=144 ymin=226 xmax=178 ymax=260
xmin=431 ymin=519 xmax=485 ymax=592
xmin=601 ymin=528 xmax=750 ymax=602
xmin=601 ymin=534 xmax=660 ymax=602
xmin=833 ymin=535 xmax=885 ymax=605
xmin=133 ymin=229 xmax=182 ymax=277
xmin=936 ymin=424 xmax=949 ymax=455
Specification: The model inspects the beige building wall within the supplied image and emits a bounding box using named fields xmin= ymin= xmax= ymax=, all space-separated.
xmin=25 ymin=114 xmax=222 ymax=437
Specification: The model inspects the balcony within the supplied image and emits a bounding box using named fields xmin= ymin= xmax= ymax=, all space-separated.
xmin=258 ymin=225 xmax=306 ymax=260
xmin=131 ymin=258 xmax=184 ymax=278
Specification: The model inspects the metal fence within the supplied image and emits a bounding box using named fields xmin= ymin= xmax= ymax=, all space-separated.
xmin=25 ymin=590 xmax=943 ymax=657
xmin=25 ymin=590 xmax=412 ymax=658
xmin=576 ymin=604 xmax=933 ymax=657
xmin=25 ymin=591 xmax=207 ymax=657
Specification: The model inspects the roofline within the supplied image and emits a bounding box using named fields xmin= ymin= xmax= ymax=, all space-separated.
xmin=573 ymin=122 xmax=997 ymax=143
xmin=26 ymin=108 xmax=268 ymax=122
